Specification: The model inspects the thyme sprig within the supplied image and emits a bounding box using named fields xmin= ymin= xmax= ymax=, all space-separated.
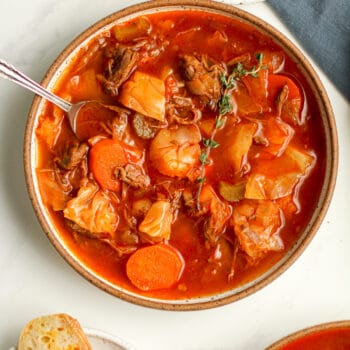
xmin=220 ymin=53 xmax=267 ymax=90
xmin=195 ymin=53 xmax=266 ymax=211
xmin=203 ymin=138 xmax=219 ymax=148
xmin=232 ymin=52 xmax=267 ymax=79
xmin=218 ymin=94 xmax=233 ymax=115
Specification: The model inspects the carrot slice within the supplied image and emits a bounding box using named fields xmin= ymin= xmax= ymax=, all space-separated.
xmin=126 ymin=244 xmax=185 ymax=291
xmin=89 ymin=139 xmax=127 ymax=192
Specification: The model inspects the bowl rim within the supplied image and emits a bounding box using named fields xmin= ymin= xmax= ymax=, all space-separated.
xmin=266 ymin=320 xmax=350 ymax=349
xmin=23 ymin=0 xmax=338 ymax=311
xmin=84 ymin=327 xmax=136 ymax=350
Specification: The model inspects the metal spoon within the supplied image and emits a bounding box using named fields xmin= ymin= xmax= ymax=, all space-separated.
xmin=0 ymin=59 xmax=84 ymax=133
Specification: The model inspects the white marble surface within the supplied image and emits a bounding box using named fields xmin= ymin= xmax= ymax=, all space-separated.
xmin=0 ymin=1 xmax=349 ymax=349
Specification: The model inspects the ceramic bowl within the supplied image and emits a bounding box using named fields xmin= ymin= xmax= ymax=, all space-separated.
xmin=266 ymin=320 xmax=350 ymax=349
xmin=24 ymin=0 xmax=338 ymax=310
xmin=84 ymin=328 xmax=135 ymax=350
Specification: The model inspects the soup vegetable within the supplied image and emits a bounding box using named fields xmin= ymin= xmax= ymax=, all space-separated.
xmin=35 ymin=10 xmax=326 ymax=299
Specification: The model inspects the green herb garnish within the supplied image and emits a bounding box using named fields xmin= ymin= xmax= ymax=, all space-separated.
xmin=203 ymin=138 xmax=219 ymax=148
xmin=195 ymin=53 xmax=266 ymax=210
xmin=196 ymin=177 xmax=206 ymax=184
xmin=199 ymin=152 xmax=210 ymax=165
xmin=218 ymin=94 xmax=232 ymax=115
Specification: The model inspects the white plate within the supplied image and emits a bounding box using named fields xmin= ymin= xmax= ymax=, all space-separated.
xmin=84 ymin=328 xmax=136 ymax=350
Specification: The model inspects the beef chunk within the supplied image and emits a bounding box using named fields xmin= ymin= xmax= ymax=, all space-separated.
xmin=179 ymin=54 xmax=225 ymax=110
xmin=100 ymin=46 xmax=139 ymax=96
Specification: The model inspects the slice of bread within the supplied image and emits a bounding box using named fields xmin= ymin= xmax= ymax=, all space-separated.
xmin=18 ymin=313 xmax=92 ymax=350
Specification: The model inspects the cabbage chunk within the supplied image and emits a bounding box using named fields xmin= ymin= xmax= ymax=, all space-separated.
xmin=245 ymin=146 xmax=315 ymax=200
xmin=232 ymin=199 xmax=284 ymax=260
xmin=139 ymin=201 xmax=173 ymax=242
xmin=224 ymin=123 xmax=257 ymax=173
xmin=37 ymin=170 xmax=70 ymax=211
xmin=63 ymin=179 xmax=118 ymax=236
xmin=119 ymin=71 xmax=165 ymax=121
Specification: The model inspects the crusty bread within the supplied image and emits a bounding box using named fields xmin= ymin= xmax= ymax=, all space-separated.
xmin=18 ymin=313 xmax=92 ymax=350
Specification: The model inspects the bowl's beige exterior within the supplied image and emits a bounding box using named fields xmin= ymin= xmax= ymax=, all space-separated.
xmin=266 ymin=320 xmax=350 ymax=349
xmin=23 ymin=0 xmax=338 ymax=310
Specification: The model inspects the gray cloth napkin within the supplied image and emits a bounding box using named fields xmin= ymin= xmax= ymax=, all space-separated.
xmin=267 ymin=0 xmax=350 ymax=100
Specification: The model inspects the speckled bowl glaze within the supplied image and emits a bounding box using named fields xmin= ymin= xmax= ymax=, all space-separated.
xmin=24 ymin=0 xmax=338 ymax=310
xmin=266 ymin=320 xmax=350 ymax=349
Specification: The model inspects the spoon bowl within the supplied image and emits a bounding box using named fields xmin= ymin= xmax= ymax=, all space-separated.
xmin=0 ymin=59 xmax=84 ymax=134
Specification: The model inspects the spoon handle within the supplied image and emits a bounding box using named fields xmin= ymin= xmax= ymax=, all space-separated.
xmin=0 ymin=59 xmax=72 ymax=112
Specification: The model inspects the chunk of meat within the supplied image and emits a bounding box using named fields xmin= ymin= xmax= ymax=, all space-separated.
xmin=132 ymin=113 xmax=156 ymax=139
xmin=67 ymin=219 xmax=137 ymax=257
xmin=268 ymin=74 xmax=303 ymax=125
xmin=103 ymin=106 xmax=129 ymax=140
xmin=167 ymin=96 xmax=202 ymax=125
xmin=282 ymin=98 xmax=303 ymax=126
xmin=180 ymin=54 xmax=225 ymax=110
xmin=119 ymin=71 xmax=166 ymax=121
xmin=103 ymin=240 xmax=138 ymax=257
xmin=139 ymin=200 xmax=173 ymax=242
xmin=55 ymin=141 xmax=89 ymax=170
xmin=199 ymin=184 xmax=232 ymax=246
xmin=232 ymin=200 xmax=284 ymax=260
xmin=63 ymin=179 xmax=119 ymax=236
xmin=100 ymin=46 xmax=139 ymax=96
xmin=149 ymin=125 xmax=201 ymax=178
xmin=275 ymin=84 xmax=289 ymax=117
xmin=114 ymin=163 xmax=150 ymax=189
xmin=52 ymin=151 xmax=88 ymax=194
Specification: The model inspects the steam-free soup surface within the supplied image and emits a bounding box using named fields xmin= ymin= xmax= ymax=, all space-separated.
xmin=278 ymin=327 xmax=350 ymax=350
xmin=36 ymin=10 xmax=326 ymax=299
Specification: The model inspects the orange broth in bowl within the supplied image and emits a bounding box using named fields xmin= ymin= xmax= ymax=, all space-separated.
xmin=267 ymin=321 xmax=350 ymax=350
xmin=280 ymin=327 xmax=350 ymax=350
xmin=33 ymin=8 xmax=329 ymax=302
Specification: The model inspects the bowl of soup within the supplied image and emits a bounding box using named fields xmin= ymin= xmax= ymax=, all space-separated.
xmin=267 ymin=321 xmax=350 ymax=349
xmin=24 ymin=0 xmax=338 ymax=310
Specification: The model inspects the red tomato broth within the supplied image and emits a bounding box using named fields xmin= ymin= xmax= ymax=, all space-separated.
xmin=279 ymin=327 xmax=350 ymax=350
xmin=35 ymin=10 xmax=327 ymax=300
